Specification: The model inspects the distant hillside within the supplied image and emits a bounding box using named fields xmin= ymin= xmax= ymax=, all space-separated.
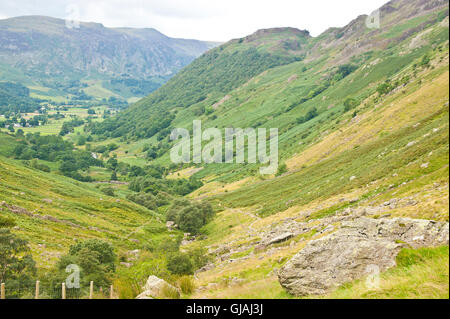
xmin=0 ymin=82 xmax=40 ymax=114
xmin=92 ymin=27 xmax=311 ymax=138
xmin=0 ymin=16 xmax=219 ymax=101
xmin=90 ymin=0 xmax=448 ymax=149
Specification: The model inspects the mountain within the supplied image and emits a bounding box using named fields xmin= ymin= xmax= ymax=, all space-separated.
xmin=92 ymin=27 xmax=311 ymax=138
xmin=0 ymin=16 xmax=218 ymax=101
xmin=92 ymin=0 xmax=448 ymax=160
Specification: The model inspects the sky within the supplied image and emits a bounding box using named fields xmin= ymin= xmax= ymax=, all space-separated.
xmin=0 ymin=0 xmax=388 ymax=41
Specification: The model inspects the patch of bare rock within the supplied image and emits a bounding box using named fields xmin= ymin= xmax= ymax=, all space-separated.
xmin=278 ymin=217 xmax=449 ymax=296
xmin=135 ymin=275 xmax=180 ymax=299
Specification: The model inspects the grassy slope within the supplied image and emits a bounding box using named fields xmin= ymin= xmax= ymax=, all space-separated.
xmin=186 ymin=44 xmax=449 ymax=298
xmin=109 ymin=2 xmax=448 ymax=183
xmin=0 ymin=141 xmax=173 ymax=269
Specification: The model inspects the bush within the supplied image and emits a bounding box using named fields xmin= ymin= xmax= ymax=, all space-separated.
xmin=167 ymin=252 xmax=194 ymax=275
xmin=101 ymin=187 xmax=115 ymax=196
xmin=0 ymin=216 xmax=16 ymax=228
xmin=344 ymin=97 xmax=359 ymax=112
xmin=297 ymin=107 xmax=318 ymax=124
xmin=276 ymin=163 xmax=288 ymax=176
xmin=166 ymin=200 xmax=215 ymax=234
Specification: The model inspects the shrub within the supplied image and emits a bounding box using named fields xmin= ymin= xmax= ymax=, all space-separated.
xmin=101 ymin=187 xmax=115 ymax=196
xmin=297 ymin=107 xmax=318 ymax=124
xmin=276 ymin=163 xmax=288 ymax=176
xmin=0 ymin=216 xmax=16 ymax=228
xmin=167 ymin=252 xmax=194 ymax=275
xmin=344 ymin=97 xmax=359 ymax=112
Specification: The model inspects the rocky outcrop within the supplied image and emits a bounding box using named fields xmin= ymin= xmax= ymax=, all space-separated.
xmin=278 ymin=217 xmax=449 ymax=296
xmin=135 ymin=275 xmax=180 ymax=299
xmin=267 ymin=233 xmax=294 ymax=245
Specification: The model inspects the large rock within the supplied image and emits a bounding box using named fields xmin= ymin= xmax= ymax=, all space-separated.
xmin=267 ymin=233 xmax=294 ymax=245
xmin=278 ymin=217 xmax=449 ymax=296
xmin=135 ymin=275 xmax=180 ymax=299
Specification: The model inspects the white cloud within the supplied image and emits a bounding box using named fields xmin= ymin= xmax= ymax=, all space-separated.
xmin=0 ymin=0 xmax=388 ymax=41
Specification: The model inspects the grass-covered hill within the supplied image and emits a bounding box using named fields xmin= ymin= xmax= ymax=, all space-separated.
xmin=91 ymin=27 xmax=310 ymax=139
xmin=0 ymin=133 xmax=172 ymax=269
xmin=89 ymin=0 xmax=448 ymax=177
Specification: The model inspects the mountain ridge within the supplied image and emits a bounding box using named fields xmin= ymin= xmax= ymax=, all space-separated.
xmin=0 ymin=15 xmax=219 ymax=100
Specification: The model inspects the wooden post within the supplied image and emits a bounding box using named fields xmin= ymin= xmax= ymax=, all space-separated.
xmin=89 ymin=281 xmax=94 ymax=299
xmin=62 ymin=282 xmax=66 ymax=300
xmin=109 ymin=285 xmax=114 ymax=299
xmin=35 ymin=281 xmax=40 ymax=299
xmin=0 ymin=283 xmax=5 ymax=299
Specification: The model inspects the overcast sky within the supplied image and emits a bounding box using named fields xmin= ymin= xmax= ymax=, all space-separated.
xmin=0 ymin=0 xmax=388 ymax=41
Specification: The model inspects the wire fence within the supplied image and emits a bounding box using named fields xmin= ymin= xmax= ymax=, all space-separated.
xmin=0 ymin=281 xmax=114 ymax=299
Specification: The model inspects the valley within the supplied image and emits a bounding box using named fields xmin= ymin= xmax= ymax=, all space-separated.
xmin=0 ymin=0 xmax=448 ymax=300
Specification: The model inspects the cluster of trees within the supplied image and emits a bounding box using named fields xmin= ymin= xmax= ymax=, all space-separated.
xmin=166 ymin=199 xmax=215 ymax=234
xmin=12 ymin=133 xmax=103 ymax=181
xmin=48 ymin=239 xmax=116 ymax=292
xmin=287 ymin=64 xmax=358 ymax=113
xmin=59 ymin=118 xmax=85 ymax=136
xmin=0 ymin=82 xmax=41 ymax=115
xmin=0 ymin=114 xmax=48 ymax=133
xmin=296 ymin=107 xmax=319 ymax=124
xmin=101 ymin=97 xmax=129 ymax=110
xmin=129 ymin=175 xmax=203 ymax=197
xmin=126 ymin=192 xmax=171 ymax=211
xmin=376 ymin=75 xmax=411 ymax=97
xmin=109 ymin=78 xmax=166 ymax=97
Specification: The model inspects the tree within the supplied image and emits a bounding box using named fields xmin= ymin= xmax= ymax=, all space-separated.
xmin=0 ymin=228 xmax=37 ymax=285
xmin=167 ymin=252 xmax=193 ymax=275
xmin=276 ymin=163 xmax=288 ymax=176
xmin=69 ymin=239 xmax=116 ymax=271
xmin=50 ymin=239 xmax=117 ymax=290
xmin=176 ymin=206 xmax=204 ymax=234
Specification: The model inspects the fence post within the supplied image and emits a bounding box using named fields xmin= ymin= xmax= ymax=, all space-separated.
xmin=110 ymin=285 xmax=114 ymax=299
xmin=35 ymin=281 xmax=40 ymax=299
xmin=0 ymin=283 xmax=5 ymax=299
xmin=62 ymin=282 xmax=66 ymax=300
xmin=89 ymin=281 xmax=94 ymax=299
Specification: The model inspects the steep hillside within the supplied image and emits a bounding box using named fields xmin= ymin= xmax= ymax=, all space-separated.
xmin=91 ymin=27 xmax=310 ymax=138
xmin=0 ymin=16 xmax=218 ymax=101
xmin=188 ymin=58 xmax=449 ymax=300
xmin=0 ymin=134 xmax=172 ymax=269
xmin=90 ymin=0 xmax=448 ymax=177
